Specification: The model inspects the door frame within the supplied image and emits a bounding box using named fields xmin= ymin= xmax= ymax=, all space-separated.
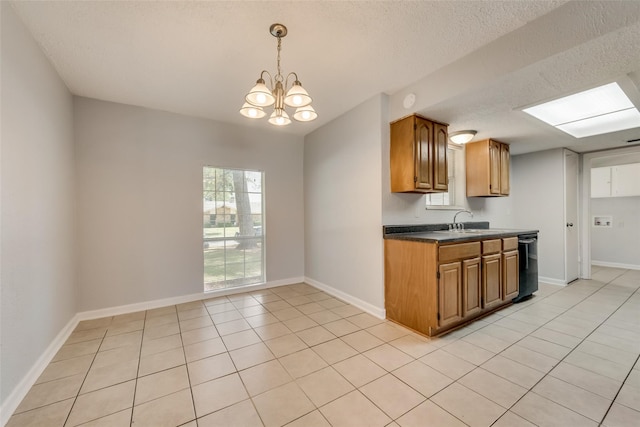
xmin=564 ymin=150 xmax=580 ymax=283
xmin=580 ymin=145 xmax=640 ymax=279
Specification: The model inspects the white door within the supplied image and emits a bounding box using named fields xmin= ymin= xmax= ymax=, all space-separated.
xmin=565 ymin=151 xmax=579 ymax=283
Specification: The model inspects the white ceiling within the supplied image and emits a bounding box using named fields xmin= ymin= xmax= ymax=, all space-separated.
xmin=10 ymin=1 xmax=640 ymax=155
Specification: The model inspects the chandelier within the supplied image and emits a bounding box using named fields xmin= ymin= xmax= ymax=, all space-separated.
xmin=240 ymin=23 xmax=317 ymax=126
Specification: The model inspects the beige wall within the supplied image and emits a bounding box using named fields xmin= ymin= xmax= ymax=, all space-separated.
xmin=591 ymin=196 xmax=640 ymax=268
xmin=510 ymin=148 xmax=567 ymax=281
xmin=1 ymin=3 xmax=77 ymax=405
xmin=304 ymin=95 xmax=385 ymax=312
xmin=74 ymin=97 xmax=305 ymax=311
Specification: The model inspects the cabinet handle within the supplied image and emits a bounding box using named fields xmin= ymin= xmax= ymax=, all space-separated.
xmin=566 ymin=223 xmax=574 ymax=227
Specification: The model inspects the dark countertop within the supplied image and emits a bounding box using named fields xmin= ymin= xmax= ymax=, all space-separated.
xmin=383 ymin=222 xmax=538 ymax=243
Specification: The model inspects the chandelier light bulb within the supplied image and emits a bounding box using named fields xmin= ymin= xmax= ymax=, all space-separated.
xmin=293 ymin=105 xmax=317 ymax=122
xmin=245 ymin=79 xmax=275 ymax=107
xmin=239 ymin=102 xmax=266 ymax=119
xmin=268 ymin=109 xmax=291 ymax=126
xmin=284 ymin=81 xmax=312 ymax=108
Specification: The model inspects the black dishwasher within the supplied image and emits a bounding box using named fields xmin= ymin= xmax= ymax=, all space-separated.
xmin=513 ymin=233 xmax=538 ymax=302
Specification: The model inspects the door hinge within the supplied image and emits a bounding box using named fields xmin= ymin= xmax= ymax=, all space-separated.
xmin=437 ymin=272 xmax=440 ymax=279
xmin=437 ymin=312 xmax=440 ymax=321
xmin=414 ymin=176 xmax=418 ymax=183
xmin=414 ymin=124 xmax=417 ymax=130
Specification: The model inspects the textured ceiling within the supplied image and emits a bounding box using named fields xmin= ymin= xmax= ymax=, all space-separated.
xmin=9 ymin=1 xmax=640 ymax=154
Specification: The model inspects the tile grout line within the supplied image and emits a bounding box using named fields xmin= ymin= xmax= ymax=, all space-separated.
xmin=424 ymin=278 xmax=606 ymax=425
xmin=128 ymin=309 xmax=149 ymax=426
xmin=208 ymin=295 xmax=269 ymax=427
xmin=11 ymin=271 xmax=638 ymax=427
xmin=250 ymin=289 xmax=332 ymax=427
xmin=485 ymin=273 xmax=640 ymax=426
xmin=598 ymin=352 xmax=640 ymax=427
xmin=62 ymin=321 xmax=111 ymax=427
xmin=176 ymin=302 xmax=201 ymax=426
xmin=595 ymin=283 xmax=640 ymax=427
xmin=234 ymin=289 xmax=404 ymax=426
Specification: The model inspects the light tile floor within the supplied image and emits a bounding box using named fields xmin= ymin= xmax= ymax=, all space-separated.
xmin=7 ymin=266 xmax=640 ymax=426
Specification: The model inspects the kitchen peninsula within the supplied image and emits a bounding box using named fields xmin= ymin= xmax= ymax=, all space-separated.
xmin=384 ymin=222 xmax=538 ymax=337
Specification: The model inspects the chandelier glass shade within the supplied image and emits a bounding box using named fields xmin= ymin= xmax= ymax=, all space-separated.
xmin=240 ymin=24 xmax=317 ymax=126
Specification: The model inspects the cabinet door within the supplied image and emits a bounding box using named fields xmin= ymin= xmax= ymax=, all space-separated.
xmin=482 ymin=254 xmax=502 ymax=309
xmin=502 ymin=250 xmax=519 ymax=301
xmin=415 ymin=117 xmax=434 ymax=191
xmin=500 ymin=144 xmax=510 ymax=195
xmin=612 ymin=163 xmax=640 ymax=197
xmin=462 ymin=257 xmax=482 ymax=317
xmin=433 ymin=123 xmax=448 ymax=191
xmin=438 ymin=262 xmax=463 ymax=328
xmin=591 ymin=167 xmax=612 ymax=198
xmin=489 ymin=140 xmax=501 ymax=195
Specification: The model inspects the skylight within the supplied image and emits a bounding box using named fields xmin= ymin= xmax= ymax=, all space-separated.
xmin=523 ymin=82 xmax=640 ymax=138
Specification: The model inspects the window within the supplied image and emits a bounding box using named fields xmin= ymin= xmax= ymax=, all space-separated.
xmin=426 ymin=144 xmax=465 ymax=209
xmin=203 ymin=167 xmax=264 ymax=291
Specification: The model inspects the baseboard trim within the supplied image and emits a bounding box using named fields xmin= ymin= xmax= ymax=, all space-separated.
xmin=304 ymin=277 xmax=386 ymax=319
xmin=1 ymin=276 xmax=304 ymax=425
xmin=77 ymin=277 xmax=306 ymax=321
xmin=592 ymin=260 xmax=640 ymax=271
xmin=539 ymin=276 xmax=567 ymax=286
xmin=0 ymin=314 xmax=80 ymax=427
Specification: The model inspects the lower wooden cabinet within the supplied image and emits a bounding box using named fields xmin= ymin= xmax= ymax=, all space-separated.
xmin=503 ymin=250 xmax=519 ymax=300
xmin=385 ymin=236 xmax=520 ymax=337
xmin=438 ymin=262 xmax=463 ymax=327
xmin=462 ymin=257 xmax=482 ymax=317
xmin=482 ymin=253 xmax=502 ymax=310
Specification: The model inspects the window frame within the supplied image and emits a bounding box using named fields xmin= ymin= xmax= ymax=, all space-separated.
xmin=425 ymin=143 xmax=467 ymax=210
xmin=203 ymin=166 xmax=265 ymax=291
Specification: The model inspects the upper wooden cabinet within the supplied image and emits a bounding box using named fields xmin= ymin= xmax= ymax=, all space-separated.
xmin=390 ymin=114 xmax=448 ymax=193
xmin=466 ymin=139 xmax=510 ymax=197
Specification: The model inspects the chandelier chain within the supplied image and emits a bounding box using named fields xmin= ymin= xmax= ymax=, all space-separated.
xmin=275 ymin=36 xmax=283 ymax=82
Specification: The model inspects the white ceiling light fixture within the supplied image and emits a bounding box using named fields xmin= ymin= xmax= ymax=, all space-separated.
xmin=449 ymin=130 xmax=477 ymax=144
xmin=240 ymin=23 xmax=317 ymax=126
xmin=522 ymin=82 xmax=640 ymax=138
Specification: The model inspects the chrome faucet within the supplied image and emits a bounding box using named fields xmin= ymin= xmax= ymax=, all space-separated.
xmin=452 ymin=209 xmax=473 ymax=230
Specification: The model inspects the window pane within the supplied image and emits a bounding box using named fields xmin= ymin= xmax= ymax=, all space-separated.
xmin=203 ymin=167 xmax=264 ymax=291
xmin=426 ymin=145 xmax=460 ymax=207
